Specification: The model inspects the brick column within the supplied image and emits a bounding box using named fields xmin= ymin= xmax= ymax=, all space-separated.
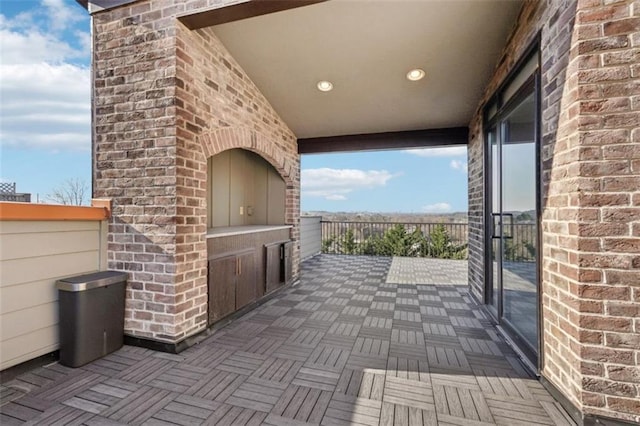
xmin=558 ymin=0 xmax=640 ymax=419
xmin=92 ymin=0 xmax=300 ymax=345
xmin=93 ymin=1 xmax=182 ymax=342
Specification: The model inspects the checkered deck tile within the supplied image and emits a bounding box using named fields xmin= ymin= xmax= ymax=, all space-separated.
xmin=1 ymin=255 xmax=573 ymax=426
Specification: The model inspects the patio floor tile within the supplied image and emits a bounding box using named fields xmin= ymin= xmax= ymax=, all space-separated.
xmin=1 ymin=255 xmax=574 ymax=425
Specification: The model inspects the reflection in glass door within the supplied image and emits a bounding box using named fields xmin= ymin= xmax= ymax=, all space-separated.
xmin=487 ymin=127 xmax=499 ymax=316
xmin=501 ymin=92 xmax=537 ymax=351
xmin=487 ymin=80 xmax=539 ymax=364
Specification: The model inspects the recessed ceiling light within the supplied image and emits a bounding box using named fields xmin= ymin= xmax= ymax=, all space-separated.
xmin=406 ymin=68 xmax=425 ymax=81
xmin=317 ymin=80 xmax=333 ymax=92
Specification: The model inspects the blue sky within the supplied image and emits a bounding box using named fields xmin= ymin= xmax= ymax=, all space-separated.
xmin=0 ymin=0 xmax=91 ymax=202
xmin=301 ymin=147 xmax=468 ymax=213
xmin=0 ymin=0 xmax=468 ymax=212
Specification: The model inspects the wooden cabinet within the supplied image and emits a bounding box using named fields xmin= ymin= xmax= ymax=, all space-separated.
xmin=208 ymin=249 xmax=256 ymax=324
xmin=208 ymin=256 xmax=236 ymax=323
xmin=265 ymin=240 xmax=293 ymax=294
xmin=265 ymin=243 xmax=282 ymax=294
xmin=207 ymin=227 xmax=292 ymax=325
xmin=235 ymin=251 xmax=256 ymax=309
xmin=283 ymin=241 xmax=293 ymax=285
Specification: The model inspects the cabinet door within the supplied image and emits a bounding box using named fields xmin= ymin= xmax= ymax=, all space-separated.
xmin=284 ymin=241 xmax=293 ymax=285
xmin=265 ymin=243 xmax=281 ymax=294
xmin=235 ymin=251 xmax=257 ymax=310
xmin=208 ymin=256 xmax=236 ymax=324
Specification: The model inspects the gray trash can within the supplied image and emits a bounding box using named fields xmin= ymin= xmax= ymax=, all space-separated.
xmin=56 ymin=271 xmax=127 ymax=367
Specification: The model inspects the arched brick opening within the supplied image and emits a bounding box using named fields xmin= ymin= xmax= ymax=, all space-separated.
xmin=197 ymin=126 xmax=301 ymax=284
xmin=199 ymin=127 xmax=296 ymax=189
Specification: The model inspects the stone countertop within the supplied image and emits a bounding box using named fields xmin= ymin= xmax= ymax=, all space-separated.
xmin=206 ymin=225 xmax=292 ymax=238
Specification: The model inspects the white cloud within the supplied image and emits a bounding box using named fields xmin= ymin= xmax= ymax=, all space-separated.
xmin=42 ymin=0 xmax=84 ymax=33
xmin=422 ymin=202 xmax=452 ymax=213
xmin=74 ymin=29 xmax=91 ymax=55
xmin=0 ymin=4 xmax=90 ymax=152
xmin=0 ymin=27 xmax=79 ymax=64
xmin=405 ymin=146 xmax=467 ymax=157
xmin=0 ymin=63 xmax=90 ymax=151
xmin=302 ymin=168 xmax=396 ymax=201
xmin=450 ymin=159 xmax=468 ymax=173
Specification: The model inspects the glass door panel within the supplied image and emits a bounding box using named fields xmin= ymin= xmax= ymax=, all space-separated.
xmin=486 ymin=80 xmax=539 ymax=365
xmin=501 ymin=93 xmax=538 ymax=352
xmin=487 ymin=127 xmax=500 ymax=315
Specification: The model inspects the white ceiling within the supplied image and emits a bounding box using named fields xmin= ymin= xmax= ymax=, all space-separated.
xmin=212 ymin=0 xmax=523 ymax=139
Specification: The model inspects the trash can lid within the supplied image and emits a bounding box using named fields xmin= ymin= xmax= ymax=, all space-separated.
xmin=56 ymin=271 xmax=128 ymax=292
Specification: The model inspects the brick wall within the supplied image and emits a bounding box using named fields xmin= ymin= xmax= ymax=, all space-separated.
xmin=92 ymin=0 xmax=299 ymax=344
xmin=568 ymin=0 xmax=640 ymax=420
xmin=467 ymin=121 xmax=485 ymax=302
xmin=468 ymin=0 xmax=640 ymax=422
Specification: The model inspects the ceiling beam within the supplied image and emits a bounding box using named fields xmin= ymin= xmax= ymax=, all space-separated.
xmin=179 ymin=0 xmax=328 ymax=30
xmin=297 ymin=127 xmax=469 ymax=154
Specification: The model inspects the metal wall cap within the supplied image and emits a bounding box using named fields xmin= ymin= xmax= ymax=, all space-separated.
xmin=56 ymin=271 xmax=128 ymax=292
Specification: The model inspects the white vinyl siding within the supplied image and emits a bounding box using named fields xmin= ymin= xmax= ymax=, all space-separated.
xmin=0 ymin=220 xmax=107 ymax=371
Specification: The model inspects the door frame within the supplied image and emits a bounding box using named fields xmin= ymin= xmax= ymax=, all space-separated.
xmin=483 ymin=38 xmax=543 ymax=371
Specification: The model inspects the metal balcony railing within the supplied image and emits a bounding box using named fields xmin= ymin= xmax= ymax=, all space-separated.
xmin=321 ymin=221 xmax=468 ymax=259
xmin=318 ymin=220 xmax=536 ymax=261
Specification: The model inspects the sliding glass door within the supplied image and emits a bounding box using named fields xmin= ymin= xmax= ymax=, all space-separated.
xmin=487 ymin=127 xmax=500 ymax=316
xmin=501 ymin=91 xmax=538 ymax=351
xmin=486 ymin=54 xmax=540 ymax=366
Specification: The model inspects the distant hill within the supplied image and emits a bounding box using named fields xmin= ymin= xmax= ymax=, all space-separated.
xmin=302 ymin=211 xmax=469 ymax=223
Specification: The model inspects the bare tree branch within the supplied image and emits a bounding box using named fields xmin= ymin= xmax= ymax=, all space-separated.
xmin=47 ymin=178 xmax=89 ymax=206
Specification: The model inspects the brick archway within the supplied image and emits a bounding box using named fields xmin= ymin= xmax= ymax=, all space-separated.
xmin=199 ymin=127 xmax=296 ymax=188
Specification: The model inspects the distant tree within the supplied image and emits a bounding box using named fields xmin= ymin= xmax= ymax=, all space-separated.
xmin=338 ymin=228 xmax=358 ymax=254
xmin=322 ymin=236 xmax=335 ymax=253
xmin=523 ymin=240 xmax=536 ymax=260
xmin=428 ymin=224 xmax=467 ymax=259
xmin=322 ymin=221 xmax=468 ymax=260
xmin=503 ymin=238 xmax=519 ymax=261
xmin=410 ymin=228 xmax=430 ymax=257
xmin=516 ymin=212 xmax=533 ymax=222
xmin=362 ymin=225 xmax=427 ymax=257
xmin=47 ymin=178 xmax=88 ymax=206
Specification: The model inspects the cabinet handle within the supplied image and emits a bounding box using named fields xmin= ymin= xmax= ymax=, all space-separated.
xmin=238 ymin=258 xmax=241 ymax=275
